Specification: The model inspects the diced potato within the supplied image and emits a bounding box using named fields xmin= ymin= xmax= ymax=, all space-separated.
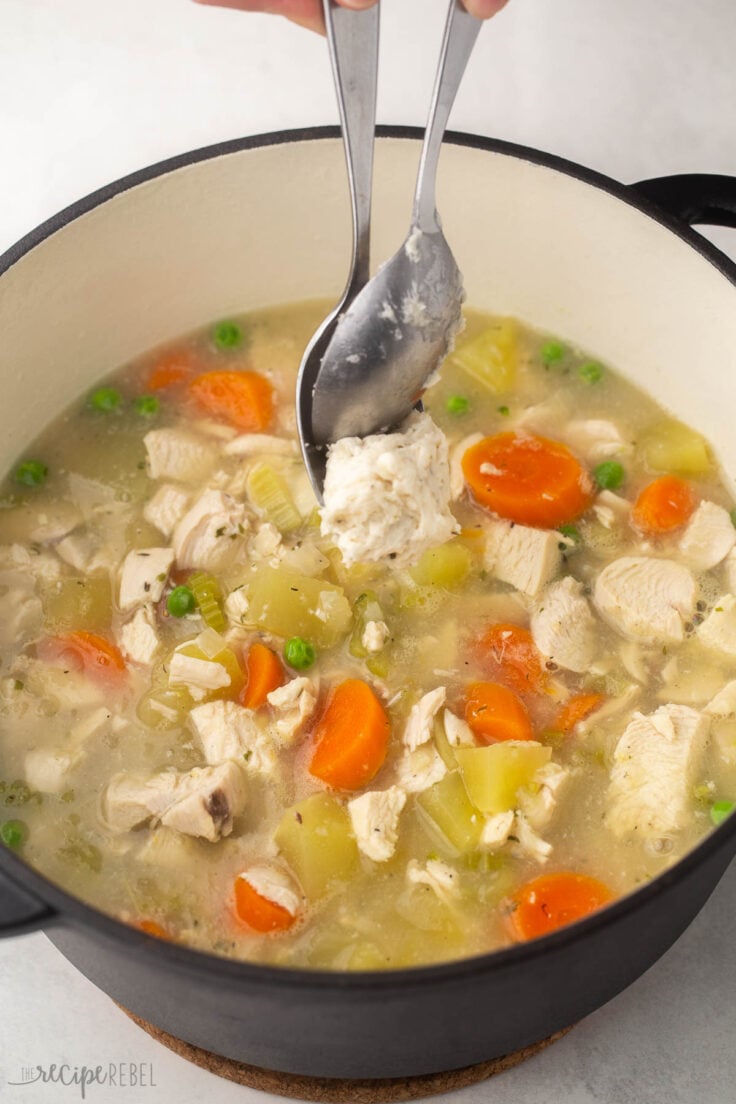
xmin=455 ymin=742 xmax=551 ymax=814
xmin=409 ymin=542 xmax=472 ymax=590
xmin=246 ymin=463 xmax=302 ymax=533
xmin=448 ymin=319 xmax=517 ymax=394
xmin=640 ymin=417 xmax=712 ymax=476
xmin=274 ymin=793 xmax=358 ymax=898
xmin=416 ymin=772 xmax=481 ymax=855
xmin=240 ymin=565 xmax=351 ymax=648
xmin=394 ymin=883 xmax=460 ymax=933
xmin=43 ymin=575 xmax=113 ymax=633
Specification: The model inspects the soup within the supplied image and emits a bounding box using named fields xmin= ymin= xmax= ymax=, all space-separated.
xmin=0 ymin=301 xmax=734 ymax=968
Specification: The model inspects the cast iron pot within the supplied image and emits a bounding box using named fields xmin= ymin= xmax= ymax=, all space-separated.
xmin=1 ymin=128 xmax=736 ymax=1080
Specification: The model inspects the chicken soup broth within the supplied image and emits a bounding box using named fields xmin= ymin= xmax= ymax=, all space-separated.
xmin=1 ymin=302 xmax=734 ymax=967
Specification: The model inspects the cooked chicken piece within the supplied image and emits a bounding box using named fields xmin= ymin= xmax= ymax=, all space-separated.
xmin=705 ymin=680 xmax=736 ymax=716
xmin=511 ymin=811 xmax=552 ymax=863
xmin=188 ymin=700 xmax=276 ymax=774
xmin=0 ymin=589 xmax=42 ymax=653
xmin=723 ymin=547 xmax=736 ymax=594
xmin=172 ymin=489 xmax=249 ymax=573
xmin=484 ymin=519 xmax=561 ymax=598
xmin=168 ymin=651 xmax=233 ymax=701
xmin=563 ymin=419 xmax=632 ymax=463
xmin=143 ymin=484 xmax=191 ymax=539
xmin=237 ymin=865 xmax=301 ymax=915
xmin=395 ymin=745 xmax=447 ymax=793
xmin=250 ymin=523 xmax=283 ymax=563
xmin=348 ymin=786 xmax=407 ymax=862
xmin=406 ymin=858 xmax=460 ymax=903
xmin=320 ymin=412 xmax=459 ymax=568
xmin=144 ymin=428 xmax=217 ymax=483
xmin=118 ymin=547 xmax=174 ymax=611
xmin=403 ymin=687 xmax=447 ymax=750
xmin=479 ymin=810 xmax=515 ymax=850
xmin=698 ymin=594 xmax=736 ymax=657
xmin=267 ymin=677 xmax=318 ymax=746
xmin=28 ymin=502 xmax=84 ymax=544
xmin=576 ymin=684 xmax=640 ymax=735
xmin=678 ymin=501 xmax=736 ymax=572
xmin=361 ymin=620 xmax=390 ymax=653
xmin=224 ymin=433 xmax=297 ymax=457
xmin=442 ymin=708 xmax=475 ymax=748
xmin=225 ymin=586 xmax=250 ymax=627
xmin=517 ymin=762 xmax=570 ymax=830
xmin=606 ymin=703 xmax=709 ymax=838
xmin=55 ymin=531 xmax=113 ymax=573
xmin=531 ymin=576 xmax=598 ymax=673
xmin=0 ymin=543 xmax=60 ymax=584
xmin=592 ymin=490 xmax=631 ymax=530
xmin=118 ymin=606 xmax=160 ymax=667
xmin=24 ymin=749 xmax=78 ymax=795
xmin=100 ymin=761 xmax=247 ymax=842
xmin=594 ymin=556 xmax=696 ymax=644
xmin=449 ymin=432 xmax=483 ymax=500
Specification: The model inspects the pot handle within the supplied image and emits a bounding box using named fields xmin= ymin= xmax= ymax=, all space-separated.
xmin=631 ymin=173 xmax=736 ymax=229
xmin=0 ymin=869 xmax=55 ymax=936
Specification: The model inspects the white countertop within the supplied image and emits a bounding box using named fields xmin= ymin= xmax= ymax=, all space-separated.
xmin=1 ymin=0 xmax=736 ymax=1101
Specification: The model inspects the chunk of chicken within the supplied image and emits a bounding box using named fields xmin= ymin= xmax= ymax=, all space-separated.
xmin=172 ymin=489 xmax=249 ymax=573
xmin=678 ymin=501 xmax=736 ymax=572
xmin=168 ymin=651 xmax=233 ymax=701
xmin=511 ymin=811 xmax=552 ymax=863
xmin=479 ymin=810 xmax=515 ymax=850
xmin=224 ymin=434 xmax=297 ymax=457
xmin=563 ymin=419 xmax=632 ymax=463
xmin=517 ymin=762 xmax=570 ymax=830
xmin=118 ymin=547 xmax=174 ymax=612
xmin=403 ymin=687 xmax=447 ymax=750
xmin=705 ymin=680 xmax=736 ymax=717
xmin=698 ymin=594 xmax=736 ymax=657
xmin=442 ymin=709 xmax=475 ymax=748
xmin=144 ymin=428 xmax=217 ymax=483
xmin=143 ymin=484 xmax=191 ymax=539
xmin=592 ymin=490 xmax=631 ymax=530
xmin=55 ymin=531 xmax=113 ymax=574
xmin=100 ymin=761 xmax=247 ymax=842
xmin=237 ymin=865 xmax=301 ymax=916
xmin=606 ymin=703 xmax=709 ymax=839
xmin=594 ymin=556 xmax=696 ymax=644
xmin=267 ymin=677 xmax=318 ymax=746
xmin=484 ymin=519 xmax=561 ymax=598
xmin=348 ymin=786 xmax=407 ymax=862
xmin=531 ymin=576 xmax=598 ymax=673
xmin=406 ymin=858 xmax=460 ymax=904
xmin=362 ymin=620 xmax=390 ymax=654
xmin=118 ymin=606 xmax=160 ymax=667
xmin=188 ymin=700 xmax=276 ymax=775
xmin=449 ymin=432 xmax=483 ymax=500
xmin=395 ymin=745 xmax=448 ymax=793
xmin=24 ymin=749 xmax=78 ymax=795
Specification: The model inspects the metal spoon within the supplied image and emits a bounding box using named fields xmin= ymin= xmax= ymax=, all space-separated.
xmin=297 ymin=0 xmax=482 ymax=501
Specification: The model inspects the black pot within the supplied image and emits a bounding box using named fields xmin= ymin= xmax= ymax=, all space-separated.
xmin=1 ymin=128 xmax=736 ymax=1079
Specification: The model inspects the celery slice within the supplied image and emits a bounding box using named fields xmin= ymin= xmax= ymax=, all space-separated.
xmin=188 ymin=572 xmax=226 ymax=632
xmin=246 ymin=463 xmax=301 ymax=532
xmin=274 ymin=793 xmax=358 ymax=897
xmin=448 ymin=319 xmax=517 ymax=394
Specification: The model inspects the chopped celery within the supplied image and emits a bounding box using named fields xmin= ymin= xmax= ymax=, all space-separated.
xmin=394 ymin=884 xmax=461 ymax=933
xmin=349 ymin=590 xmax=385 ymax=659
xmin=448 ymin=319 xmax=517 ymax=394
xmin=274 ymin=793 xmax=358 ymax=898
xmin=409 ymin=542 xmax=472 ymax=589
xmin=455 ymin=742 xmax=551 ymax=814
xmin=640 ymin=417 xmax=712 ymax=476
xmin=416 ymin=772 xmax=482 ymax=855
xmin=242 ymin=565 xmax=351 ymax=648
xmin=43 ymin=575 xmax=113 ymax=634
xmin=246 ymin=463 xmax=301 ymax=532
xmin=137 ymin=684 xmax=192 ymax=729
xmin=188 ymin=572 xmax=226 ymax=632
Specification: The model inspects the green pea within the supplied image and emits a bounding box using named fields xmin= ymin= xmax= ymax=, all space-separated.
xmin=593 ymin=461 xmax=625 ymax=490
xmin=135 ymin=395 xmax=160 ymax=417
xmin=213 ymin=321 xmax=242 ymax=350
xmin=167 ymin=586 xmax=196 ymax=618
xmin=89 ymin=387 xmax=122 ymax=413
xmin=579 ymin=361 xmax=603 ymax=384
xmin=0 ymin=819 xmax=28 ymax=849
xmin=541 ymin=340 xmax=564 ymax=365
xmin=558 ymin=523 xmax=582 ymax=544
xmin=497 ymin=405 xmax=510 ymax=416
xmin=15 ymin=459 xmax=48 ymax=487
xmin=710 ymin=800 xmax=734 ymax=827
xmin=446 ymin=395 xmax=470 ymax=416
xmin=284 ymin=637 xmax=316 ymax=671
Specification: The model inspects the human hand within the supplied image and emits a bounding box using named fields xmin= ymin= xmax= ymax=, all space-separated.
xmin=193 ymin=1 xmax=509 ymax=36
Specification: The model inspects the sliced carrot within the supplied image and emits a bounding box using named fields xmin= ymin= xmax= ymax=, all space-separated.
xmin=137 ymin=919 xmax=170 ymax=939
xmin=508 ymin=872 xmax=613 ymax=942
xmin=146 ymin=350 xmax=197 ymax=391
xmin=465 ymin=681 xmax=534 ymax=743
xmin=37 ymin=631 xmax=126 ymax=687
xmin=234 ymin=876 xmax=296 ymax=933
xmin=189 ymin=370 xmax=273 ymax=431
xmin=554 ymin=692 xmax=606 ymax=734
xmin=462 ymin=432 xmax=593 ymax=528
xmin=477 ymin=623 xmax=547 ymax=696
xmin=309 ymin=679 xmax=390 ymax=791
xmin=631 ymin=475 xmax=697 ymax=534
xmin=240 ymin=642 xmax=285 ymax=710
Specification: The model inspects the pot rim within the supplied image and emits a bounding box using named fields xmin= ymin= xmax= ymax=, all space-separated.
xmin=1 ymin=124 xmax=735 ymax=991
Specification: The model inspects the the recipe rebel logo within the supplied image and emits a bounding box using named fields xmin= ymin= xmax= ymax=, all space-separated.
xmin=4 ymin=1062 xmax=157 ymax=1099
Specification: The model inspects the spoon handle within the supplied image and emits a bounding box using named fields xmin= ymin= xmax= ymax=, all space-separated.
xmin=323 ymin=0 xmax=380 ymax=296
xmin=413 ymin=0 xmax=481 ymax=233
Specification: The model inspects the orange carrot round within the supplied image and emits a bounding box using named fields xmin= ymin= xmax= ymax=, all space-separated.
xmin=137 ymin=919 xmax=170 ymax=939
xmin=234 ymin=877 xmax=297 ymax=933
xmin=631 ymin=475 xmax=697 ymax=534
xmin=477 ymin=623 xmax=547 ymax=696
xmin=146 ymin=350 xmax=196 ymax=391
xmin=462 ymin=432 xmax=593 ymax=528
xmin=465 ymin=681 xmax=533 ymax=743
xmin=508 ymin=872 xmax=613 ymax=941
xmin=38 ymin=631 xmax=126 ymax=687
xmin=309 ymin=679 xmax=390 ymax=791
xmin=554 ymin=692 xmax=606 ymax=734
xmin=240 ymin=642 xmax=285 ymax=710
xmin=189 ymin=370 xmax=273 ymax=431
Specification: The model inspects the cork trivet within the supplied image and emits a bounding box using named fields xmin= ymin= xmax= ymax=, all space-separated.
xmin=119 ymin=1004 xmax=573 ymax=1102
